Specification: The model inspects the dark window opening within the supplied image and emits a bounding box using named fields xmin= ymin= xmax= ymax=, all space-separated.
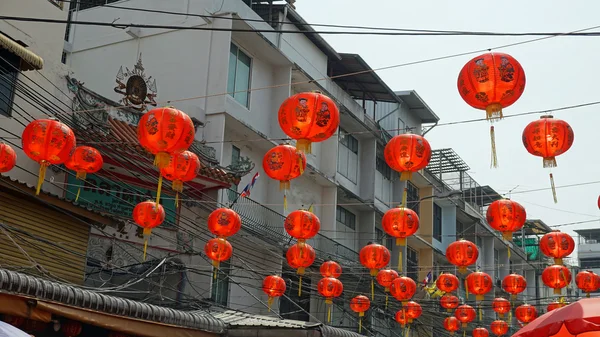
xmin=433 ymin=203 xmax=442 ymax=242
xmin=0 ymin=48 xmax=19 ymax=117
xmin=406 ymin=181 xmax=419 ymax=215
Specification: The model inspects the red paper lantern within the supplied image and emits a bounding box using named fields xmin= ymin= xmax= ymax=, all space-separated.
xmin=437 ymin=273 xmax=460 ymax=293
xmin=263 ymin=144 xmax=306 ymax=190
xmin=263 ymin=275 xmax=286 ymax=311
xmin=542 ymin=264 xmax=572 ymax=295
xmin=382 ymin=206 xmax=419 ymax=246
xmin=522 ymin=116 xmax=574 ymax=168
xmin=65 ymin=146 xmax=103 ymax=180
xmin=384 ymin=133 xmax=432 ymax=181
xmin=0 ymin=143 xmax=17 ymax=173
xmin=466 ymin=271 xmax=493 ymax=301
xmin=492 ymin=298 xmax=511 ymax=318
xmin=160 ymin=150 xmax=200 ymax=205
xmin=404 ymin=301 xmax=422 ymax=323
xmin=547 ymin=301 xmax=566 ymax=312
xmin=22 ymin=119 xmax=76 ymax=195
xmin=540 ymin=230 xmax=575 ymax=265
xmin=395 ymin=309 xmax=409 ymax=328
xmin=133 ymin=201 xmax=166 ymax=258
xmin=376 ymin=269 xmax=399 ymax=292
xmin=490 ymin=320 xmax=509 ymax=336
xmin=455 ymin=304 xmax=476 ymax=328
xmin=440 ymin=294 xmax=460 ymax=312
xmin=457 ymin=52 xmax=526 ymax=167
xmin=320 ymin=261 xmax=342 ymax=278
xmin=457 ymin=52 xmax=526 ymax=120
xmin=444 ymin=317 xmax=461 ymax=335
xmin=207 ymin=208 xmax=242 ymax=238
xmin=359 ymin=243 xmax=391 ymax=276
xmin=137 ymin=107 xmax=194 ymax=168
xmin=317 ymin=277 xmax=344 ymax=300
xmin=473 ymin=327 xmax=489 ymax=337
xmin=515 ymin=304 xmax=537 ymax=324
xmin=286 ymin=242 xmax=315 ymax=276
xmin=278 ymin=92 xmax=340 ymax=154
xmin=350 ymin=295 xmax=371 ymax=315
xmin=576 ymin=270 xmax=600 ymax=297
xmin=205 ymin=237 xmax=233 ymax=269
xmin=61 ymin=320 xmax=82 ymax=337
xmin=390 ymin=276 xmax=417 ymax=304
xmin=2 ymin=315 xmax=24 ymax=327
xmin=284 ymin=209 xmax=320 ymax=242
xmin=446 ymin=239 xmax=479 ymax=273
xmin=502 ymin=273 xmax=527 ymax=298
xmin=486 ymin=199 xmax=526 ymax=241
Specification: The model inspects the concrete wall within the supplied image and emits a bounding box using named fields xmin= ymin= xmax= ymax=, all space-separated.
xmin=433 ymin=205 xmax=456 ymax=252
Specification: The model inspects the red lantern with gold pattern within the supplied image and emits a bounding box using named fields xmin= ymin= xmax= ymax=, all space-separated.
xmin=350 ymin=295 xmax=370 ymax=333
xmin=457 ymin=53 xmax=526 ymax=167
xmin=492 ymin=298 xmax=511 ymax=318
xmin=161 ymin=150 xmax=200 ymax=206
xmin=208 ymin=208 xmax=242 ymax=238
xmin=263 ymin=144 xmax=306 ymax=192
xmin=0 ymin=143 xmax=17 ymax=173
xmin=522 ymin=116 xmax=574 ymax=202
xmin=515 ymin=304 xmax=537 ymax=324
xmin=65 ymin=146 xmax=103 ymax=202
xmin=133 ymin=201 xmax=166 ymax=260
xmin=22 ymin=119 xmax=76 ymax=195
xmin=377 ymin=269 xmax=399 ymax=292
xmin=278 ymin=92 xmax=340 ymax=154
xmin=2 ymin=315 xmax=24 ymax=328
xmin=384 ymin=133 xmax=432 ymax=181
xmin=473 ymin=327 xmax=489 ymax=337
xmin=405 ymin=301 xmax=422 ymax=323
xmin=444 ymin=317 xmax=461 ymax=335
xmin=61 ymin=320 xmax=82 ymax=337
xmin=576 ymin=270 xmax=600 ymax=297
xmin=440 ymin=294 xmax=460 ymax=312
xmin=466 ymin=272 xmax=493 ymax=301
xmin=486 ymin=199 xmax=526 ymax=241
xmin=547 ymin=301 xmax=566 ymax=312
xmin=263 ymin=275 xmax=286 ymax=311
xmin=137 ymin=107 xmax=194 ymax=205
xmin=284 ymin=209 xmax=320 ymax=242
xmin=320 ymin=261 xmax=342 ymax=278
xmin=286 ymin=242 xmax=316 ymax=276
xmin=455 ymin=304 xmax=476 ymax=328
xmin=437 ymin=273 xmax=460 ymax=293
xmin=396 ymin=309 xmax=409 ymax=328
xmin=502 ymin=273 xmax=527 ymax=299
xmin=390 ymin=276 xmax=417 ymax=304
xmin=446 ymin=239 xmax=479 ymax=273
xmin=522 ymin=116 xmax=573 ymax=168
xmin=540 ymin=230 xmax=575 ymax=265
xmin=318 ymin=277 xmax=343 ymax=323
xmin=542 ymin=264 xmax=572 ymax=295
xmin=359 ymin=243 xmax=391 ymax=276
xmin=382 ymin=206 xmax=419 ymax=246
xmin=490 ymin=320 xmax=509 ymax=337
xmin=205 ymin=238 xmax=233 ymax=271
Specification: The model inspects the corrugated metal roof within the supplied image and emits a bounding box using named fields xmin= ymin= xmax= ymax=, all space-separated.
xmin=0 ymin=268 xmax=225 ymax=334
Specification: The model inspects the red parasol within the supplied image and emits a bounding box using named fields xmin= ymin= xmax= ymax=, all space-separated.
xmin=513 ymin=298 xmax=600 ymax=337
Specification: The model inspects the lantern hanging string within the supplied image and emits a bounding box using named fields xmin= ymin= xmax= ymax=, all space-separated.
xmin=490 ymin=126 xmax=498 ymax=168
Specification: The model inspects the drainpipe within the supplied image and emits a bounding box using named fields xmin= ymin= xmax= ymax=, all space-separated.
xmin=277 ymin=5 xmax=288 ymax=49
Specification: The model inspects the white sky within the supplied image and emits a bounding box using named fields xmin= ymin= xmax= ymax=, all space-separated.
xmin=296 ymin=0 xmax=600 ymax=251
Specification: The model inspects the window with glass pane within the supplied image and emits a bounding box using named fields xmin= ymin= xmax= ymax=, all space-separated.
xmin=337 ymin=129 xmax=359 ymax=182
xmin=494 ymin=249 xmax=499 ymax=277
xmin=336 ymin=206 xmax=356 ymax=230
xmin=406 ymin=181 xmax=419 ymax=215
xmin=375 ymin=143 xmax=392 ymax=179
xmin=407 ymin=247 xmax=419 ymax=282
xmin=0 ymin=49 xmax=19 ymax=117
xmin=228 ymin=146 xmax=241 ymax=202
xmin=433 ymin=204 xmax=442 ymax=242
xmin=227 ymin=43 xmax=251 ymax=108
xmin=211 ymin=261 xmax=230 ymax=306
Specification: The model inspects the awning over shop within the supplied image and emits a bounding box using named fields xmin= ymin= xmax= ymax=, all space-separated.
xmin=0 ymin=32 xmax=44 ymax=71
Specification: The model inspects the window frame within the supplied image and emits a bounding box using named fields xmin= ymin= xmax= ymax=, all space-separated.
xmin=211 ymin=260 xmax=230 ymax=306
xmin=406 ymin=246 xmax=419 ymax=282
xmin=336 ymin=206 xmax=356 ymax=230
xmin=375 ymin=142 xmax=392 ymax=180
xmin=406 ymin=181 xmax=420 ymax=215
xmin=228 ymin=146 xmax=241 ymax=202
xmin=0 ymin=48 xmax=20 ymax=117
xmin=227 ymin=43 xmax=252 ymax=108
xmin=337 ymin=128 xmax=359 ymax=182
xmin=433 ymin=203 xmax=442 ymax=242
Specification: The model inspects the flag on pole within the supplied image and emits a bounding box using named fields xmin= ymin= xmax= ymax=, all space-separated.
xmin=240 ymin=172 xmax=259 ymax=198
xmin=422 ymin=270 xmax=432 ymax=286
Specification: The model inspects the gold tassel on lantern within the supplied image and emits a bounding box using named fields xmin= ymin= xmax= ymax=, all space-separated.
xmin=35 ymin=161 xmax=50 ymax=195
xmin=398 ymin=249 xmax=403 ymax=273
xmin=358 ymin=312 xmax=364 ymax=333
xmin=490 ymin=125 xmax=498 ymax=168
xmin=75 ymin=170 xmax=87 ymax=202
xmin=326 ymin=299 xmax=332 ymax=323
xmin=142 ymin=227 xmax=152 ymax=261
xmin=172 ymin=180 xmax=184 ymax=208
xmin=465 ymin=279 xmax=469 ymax=299
xmin=212 ymin=260 xmax=219 ymax=280
xmin=550 ymin=173 xmax=558 ymax=203
xmin=156 ymin=175 xmax=164 ymax=206
xmin=297 ymin=267 xmax=305 ymax=297
xmin=298 ymin=155 xmax=304 ymax=175
xmin=296 ymin=139 xmax=312 ymax=154
xmin=284 ymin=193 xmax=288 ymax=212
xmin=267 ymin=296 xmax=274 ymax=312
xmin=486 ymin=103 xmax=503 ymax=121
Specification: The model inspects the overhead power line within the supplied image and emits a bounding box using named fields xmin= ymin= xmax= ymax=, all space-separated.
xmin=3 ymin=15 xmax=600 ymax=37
